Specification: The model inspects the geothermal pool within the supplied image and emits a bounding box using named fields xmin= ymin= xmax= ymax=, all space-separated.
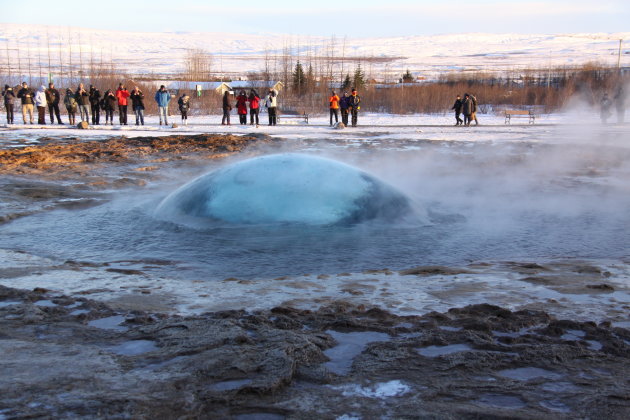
xmin=1 ymin=119 xmax=630 ymax=318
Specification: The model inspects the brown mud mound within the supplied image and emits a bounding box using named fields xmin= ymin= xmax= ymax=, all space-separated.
xmin=1 ymin=286 xmax=629 ymax=419
xmin=0 ymin=133 xmax=270 ymax=175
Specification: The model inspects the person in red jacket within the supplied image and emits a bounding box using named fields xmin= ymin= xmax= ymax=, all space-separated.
xmin=248 ymin=89 xmax=260 ymax=126
xmin=235 ymin=90 xmax=248 ymax=125
xmin=115 ymin=83 xmax=130 ymax=125
xmin=329 ymin=90 xmax=340 ymax=126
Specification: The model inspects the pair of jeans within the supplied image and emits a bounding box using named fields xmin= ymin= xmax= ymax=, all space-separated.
xmin=22 ymin=104 xmax=34 ymax=123
xmin=118 ymin=105 xmax=127 ymax=124
xmin=158 ymin=106 xmax=168 ymax=124
xmin=250 ymin=108 xmax=259 ymax=125
xmin=268 ymin=107 xmax=277 ymax=125
xmin=78 ymin=104 xmax=90 ymax=122
xmin=48 ymin=103 xmax=61 ymax=123
xmin=330 ymin=108 xmax=339 ymax=125
xmin=134 ymin=107 xmax=144 ymax=125
xmin=340 ymin=109 xmax=349 ymax=126
xmin=222 ymin=109 xmax=230 ymax=125
xmin=5 ymin=104 xmax=14 ymax=123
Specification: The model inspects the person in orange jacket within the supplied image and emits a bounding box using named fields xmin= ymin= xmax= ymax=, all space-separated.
xmin=115 ymin=83 xmax=130 ymax=125
xmin=329 ymin=90 xmax=340 ymax=126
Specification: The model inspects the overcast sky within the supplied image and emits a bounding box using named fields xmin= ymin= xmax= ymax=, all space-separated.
xmin=6 ymin=0 xmax=630 ymax=37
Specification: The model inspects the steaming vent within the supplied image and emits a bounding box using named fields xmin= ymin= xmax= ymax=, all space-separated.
xmin=155 ymin=153 xmax=413 ymax=225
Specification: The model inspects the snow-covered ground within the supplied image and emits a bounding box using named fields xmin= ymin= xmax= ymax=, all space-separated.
xmin=1 ymin=23 xmax=628 ymax=81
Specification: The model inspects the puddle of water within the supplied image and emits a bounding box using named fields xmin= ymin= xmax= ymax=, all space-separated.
xmin=207 ymin=379 xmax=253 ymax=392
xmin=612 ymin=321 xmax=630 ymax=329
xmin=476 ymin=394 xmax=527 ymax=409
xmin=498 ymin=367 xmax=563 ymax=381
xmin=416 ymin=343 xmax=472 ymax=358
xmin=109 ymin=340 xmax=157 ymax=356
xmin=0 ymin=301 xmax=21 ymax=308
xmin=539 ymin=400 xmax=571 ymax=413
xmin=541 ymin=381 xmax=580 ymax=393
xmin=394 ymin=322 xmax=414 ymax=329
xmin=323 ymin=330 xmax=390 ymax=375
xmin=331 ymin=380 xmax=411 ymax=399
xmin=438 ymin=326 xmax=462 ymax=332
xmin=34 ymin=300 xmax=58 ymax=307
xmin=88 ymin=315 xmax=128 ymax=331
xmin=69 ymin=309 xmax=90 ymax=316
xmin=561 ymin=329 xmax=586 ymax=340
xmin=586 ymin=340 xmax=602 ymax=351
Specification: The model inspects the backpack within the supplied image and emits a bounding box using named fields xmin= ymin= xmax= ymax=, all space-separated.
xmin=64 ymin=94 xmax=77 ymax=111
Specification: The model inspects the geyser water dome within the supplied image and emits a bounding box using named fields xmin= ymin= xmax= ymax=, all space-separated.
xmin=156 ymin=153 xmax=413 ymax=225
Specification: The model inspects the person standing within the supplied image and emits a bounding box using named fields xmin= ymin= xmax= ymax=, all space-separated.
xmin=248 ymin=89 xmax=260 ymax=126
xmin=614 ymin=87 xmax=625 ymax=124
xmin=45 ymin=82 xmax=62 ymax=124
xmin=89 ymin=85 xmax=101 ymax=125
xmin=100 ymin=89 xmax=117 ymax=125
xmin=348 ymin=88 xmax=361 ymax=127
xmin=329 ymin=90 xmax=340 ymax=126
xmin=154 ymin=85 xmax=171 ymax=125
xmin=2 ymin=84 xmax=15 ymax=124
xmin=222 ymin=90 xmax=232 ymax=125
xmin=462 ymin=93 xmax=472 ymax=126
xmin=177 ymin=93 xmax=190 ymax=125
xmin=75 ymin=83 xmax=90 ymax=122
xmin=115 ymin=83 xmax=130 ymax=125
xmin=339 ymin=91 xmax=350 ymax=126
xmin=451 ymin=95 xmax=463 ymax=126
xmin=470 ymin=93 xmax=479 ymax=125
xmin=130 ymin=86 xmax=145 ymax=126
xmin=265 ymin=89 xmax=278 ymax=126
xmin=63 ymin=88 xmax=77 ymax=125
xmin=34 ymin=85 xmax=48 ymax=124
xmin=236 ymin=90 xmax=248 ymax=125
xmin=600 ymin=93 xmax=612 ymax=124
xmin=16 ymin=82 xmax=35 ymax=124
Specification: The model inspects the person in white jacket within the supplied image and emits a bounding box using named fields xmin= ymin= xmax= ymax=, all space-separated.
xmin=34 ymin=85 xmax=48 ymax=125
xmin=265 ymin=89 xmax=278 ymax=126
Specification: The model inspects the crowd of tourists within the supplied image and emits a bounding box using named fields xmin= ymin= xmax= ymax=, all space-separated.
xmin=1 ymin=81 xmax=368 ymax=127
xmin=1 ymin=82 xmax=192 ymax=126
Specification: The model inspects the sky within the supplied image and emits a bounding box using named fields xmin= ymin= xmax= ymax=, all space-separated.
xmin=4 ymin=0 xmax=630 ymax=37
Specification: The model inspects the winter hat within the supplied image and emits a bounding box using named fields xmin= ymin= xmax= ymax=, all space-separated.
xmin=4 ymin=84 xmax=8 ymax=89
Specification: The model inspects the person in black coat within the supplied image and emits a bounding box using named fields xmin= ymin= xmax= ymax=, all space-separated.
xmin=2 ymin=84 xmax=16 ymax=124
xmin=75 ymin=83 xmax=90 ymax=122
xmin=222 ymin=90 xmax=232 ymax=125
xmin=45 ymin=82 xmax=63 ymax=124
xmin=17 ymin=82 xmax=35 ymax=124
xmin=89 ymin=85 xmax=101 ymax=125
xmin=130 ymin=87 xmax=145 ymax=126
xmin=451 ymin=95 xmax=463 ymax=126
xmin=339 ymin=92 xmax=350 ymax=126
xmin=100 ymin=89 xmax=117 ymax=125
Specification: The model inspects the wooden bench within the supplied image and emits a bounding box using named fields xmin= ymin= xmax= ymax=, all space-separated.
xmin=505 ymin=110 xmax=535 ymax=124
xmin=277 ymin=110 xmax=309 ymax=124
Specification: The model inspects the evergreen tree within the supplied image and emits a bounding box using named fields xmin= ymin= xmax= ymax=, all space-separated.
xmin=292 ymin=61 xmax=306 ymax=96
xmin=402 ymin=69 xmax=414 ymax=83
xmin=341 ymin=74 xmax=352 ymax=91
xmin=306 ymin=64 xmax=315 ymax=92
xmin=353 ymin=65 xmax=366 ymax=90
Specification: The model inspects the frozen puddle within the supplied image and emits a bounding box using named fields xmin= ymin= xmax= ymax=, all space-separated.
xmin=476 ymin=394 xmax=527 ymax=409
xmin=539 ymin=399 xmax=572 ymax=413
xmin=416 ymin=343 xmax=473 ymax=358
xmin=324 ymin=330 xmax=390 ymax=375
xmin=207 ymin=379 xmax=253 ymax=392
xmin=330 ymin=380 xmax=411 ymax=399
xmin=88 ymin=315 xmax=128 ymax=331
xmin=109 ymin=340 xmax=157 ymax=356
xmin=34 ymin=300 xmax=58 ymax=307
xmin=0 ymin=301 xmax=21 ymax=308
xmin=561 ymin=330 xmax=585 ymax=340
xmin=498 ymin=367 xmax=563 ymax=381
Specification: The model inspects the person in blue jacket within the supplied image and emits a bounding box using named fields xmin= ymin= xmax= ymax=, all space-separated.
xmin=154 ymin=85 xmax=171 ymax=125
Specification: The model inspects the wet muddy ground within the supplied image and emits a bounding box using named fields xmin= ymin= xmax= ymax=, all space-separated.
xmin=1 ymin=285 xmax=629 ymax=419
